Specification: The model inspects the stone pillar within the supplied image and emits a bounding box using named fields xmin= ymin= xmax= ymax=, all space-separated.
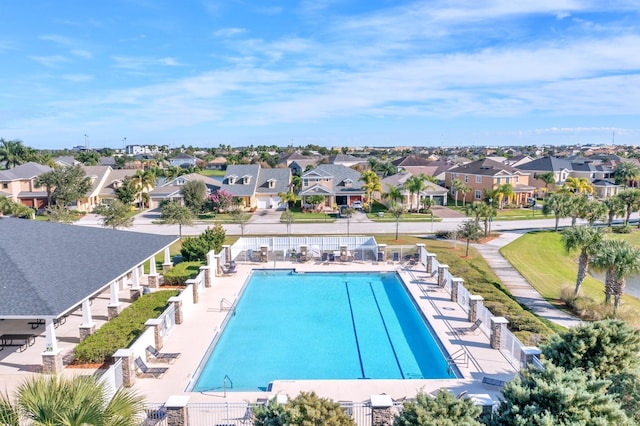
xmin=377 ymin=244 xmax=387 ymax=262
xmin=490 ymin=317 xmax=509 ymax=350
xmin=370 ymin=394 xmax=394 ymax=426
xmin=451 ymin=277 xmax=463 ymax=303
xmin=162 ymin=247 xmax=172 ymax=273
xmin=260 ymin=245 xmax=269 ymax=262
xmin=415 ymin=244 xmax=425 ymax=267
xmin=107 ymin=281 xmax=121 ymax=320
xmin=521 ymin=346 xmax=542 ymax=369
xmin=437 ymin=264 xmax=449 ymax=288
xmin=148 ymin=257 xmax=159 ymax=288
xmin=468 ymin=295 xmax=484 ymax=322
xmin=340 ymin=245 xmax=348 ymax=262
xmin=186 ymin=279 xmax=199 ymax=304
xmin=165 ymin=395 xmax=190 ymax=426
xmin=130 ymin=268 xmax=141 ymax=301
xmin=426 ymin=254 xmax=436 ymax=274
xmin=222 ymin=245 xmax=232 ymax=265
xmin=41 ymin=349 xmax=63 ymax=374
xmin=299 ymin=245 xmax=308 ymax=262
xmin=169 ymin=297 xmax=183 ymax=325
xmin=79 ymin=299 xmax=95 ymax=341
xmin=113 ymin=349 xmax=135 ymax=387
xmin=201 ymin=265 xmax=211 ymax=288
xmin=215 ymin=255 xmax=224 ymax=276
xmin=145 ymin=319 xmax=164 ymax=351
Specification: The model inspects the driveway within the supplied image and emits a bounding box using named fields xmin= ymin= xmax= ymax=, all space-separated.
xmin=431 ymin=205 xmax=466 ymax=219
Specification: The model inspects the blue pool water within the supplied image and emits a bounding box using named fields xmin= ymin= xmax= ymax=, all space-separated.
xmin=192 ymin=271 xmax=454 ymax=392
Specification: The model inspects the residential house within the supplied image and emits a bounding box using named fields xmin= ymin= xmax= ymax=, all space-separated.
xmin=445 ymin=158 xmax=534 ymax=205
xmin=169 ymin=153 xmax=198 ymax=168
xmin=0 ymin=162 xmax=53 ymax=209
xmin=328 ymin=153 xmax=366 ymax=168
xmin=53 ymin=156 xmax=80 ymax=167
xmin=220 ymin=165 xmax=291 ymax=210
xmin=206 ymin=157 xmax=227 ymax=170
xmin=298 ymin=164 xmax=365 ymax=210
xmin=149 ymin=173 xmax=222 ymax=209
xmin=380 ymin=172 xmax=449 ymax=207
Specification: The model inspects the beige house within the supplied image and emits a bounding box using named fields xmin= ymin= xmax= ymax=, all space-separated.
xmin=0 ymin=162 xmax=52 ymax=209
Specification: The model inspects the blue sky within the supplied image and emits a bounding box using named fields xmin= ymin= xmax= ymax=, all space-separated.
xmin=1 ymin=1 xmax=639 ymax=149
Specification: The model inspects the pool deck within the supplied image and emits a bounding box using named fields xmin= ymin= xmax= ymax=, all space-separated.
xmin=133 ymin=259 xmax=518 ymax=405
xmin=0 ymin=258 xmax=518 ymax=406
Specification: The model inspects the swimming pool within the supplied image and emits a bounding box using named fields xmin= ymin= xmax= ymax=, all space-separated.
xmin=192 ymin=270 xmax=455 ymax=392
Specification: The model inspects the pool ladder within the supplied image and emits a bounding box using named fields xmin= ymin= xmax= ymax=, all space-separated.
xmin=220 ymin=298 xmax=236 ymax=315
xmin=223 ymin=374 xmax=233 ymax=398
xmin=446 ymin=348 xmax=469 ymax=375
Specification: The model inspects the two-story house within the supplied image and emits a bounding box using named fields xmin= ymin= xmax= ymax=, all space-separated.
xmin=220 ymin=164 xmax=291 ymax=210
xmin=149 ymin=173 xmax=221 ymax=209
xmin=169 ymin=153 xmax=198 ymax=168
xmin=445 ymin=158 xmax=534 ymax=205
xmin=0 ymin=162 xmax=53 ymax=209
xmin=298 ymin=164 xmax=365 ymax=210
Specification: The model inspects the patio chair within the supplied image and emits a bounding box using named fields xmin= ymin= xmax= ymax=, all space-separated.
xmin=482 ymin=376 xmax=506 ymax=387
xmin=321 ymin=252 xmax=329 ymax=262
xmin=146 ymin=345 xmax=181 ymax=363
xmin=377 ymin=252 xmax=384 ymax=262
xmin=224 ymin=261 xmax=237 ymax=274
xmin=455 ymin=319 xmax=482 ymax=335
xmin=135 ymin=357 xmax=168 ymax=378
xmin=353 ymin=252 xmax=365 ymax=263
xmin=329 ymin=253 xmax=335 ymax=262
xmin=390 ymin=252 xmax=400 ymax=263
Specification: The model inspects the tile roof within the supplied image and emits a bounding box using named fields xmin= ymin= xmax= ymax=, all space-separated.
xmin=0 ymin=218 xmax=177 ymax=318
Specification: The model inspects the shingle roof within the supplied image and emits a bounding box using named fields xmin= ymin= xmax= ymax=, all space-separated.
xmin=449 ymin=158 xmax=526 ymax=176
xmin=0 ymin=218 xmax=177 ymax=318
xmin=391 ymin=155 xmax=431 ymax=167
xmin=300 ymin=164 xmax=365 ymax=195
xmin=0 ymin=162 xmax=52 ymax=182
xmin=255 ymin=168 xmax=290 ymax=194
xmin=516 ymin=156 xmax=571 ymax=172
xmin=220 ymin=164 xmax=261 ymax=197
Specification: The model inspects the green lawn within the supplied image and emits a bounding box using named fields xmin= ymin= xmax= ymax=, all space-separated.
xmin=500 ymin=230 xmax=640 ymax=326
xmin=366 ymin=212 xmax=442 ymax=222
xmin=198 ymin=169 xmax=226 ymax=177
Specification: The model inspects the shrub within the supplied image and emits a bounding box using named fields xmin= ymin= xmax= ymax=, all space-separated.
xmin=73 ymin=290 xmax=179 ymax=364
xmin=180 ymin=223 xmax=226 ymax=261
xmin=163 ymin=261 xmax=201 ymax=286
xmin=612 ymin=225 xmax=633 ymax=234
xmin=254 ymin=391 xmax=355 ymax=426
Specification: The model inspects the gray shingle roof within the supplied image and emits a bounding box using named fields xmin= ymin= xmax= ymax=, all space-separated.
xmin=220 ymin=165 xmax=260 ymax=197
xmin=449 ymin=158 xmax=525 ymax=176
xmin=255 ymin=168 xmax=291 ymax=194
xmin=0 ymin=162 xmax=52 ymax=182
xmin=0 ymin=218 xmax=177 ymax=318
xmin=516 ymin=156 xmax=571 ymax=172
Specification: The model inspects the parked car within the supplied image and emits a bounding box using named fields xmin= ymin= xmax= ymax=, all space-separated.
xmin=352 ymin=201 xmax=363 ymax=210
xmin=339 ymin=205 xmax=352 ymax=218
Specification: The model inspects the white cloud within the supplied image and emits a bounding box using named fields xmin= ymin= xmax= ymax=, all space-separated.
xmin=213 ymin=28 xmax=246 ymax=37
xmin=62 ymin=74 xmax=93 ymax=82
xmin=71 ymin=49 xmax=92 ymax=58
xmin=30 ymin=55 xmax=69 ymax=68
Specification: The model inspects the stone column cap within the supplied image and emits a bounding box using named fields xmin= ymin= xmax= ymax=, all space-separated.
xmin=469 ymin=295 xmax=484 ymax=301
xmin=168 ymin=296 xmax=181 ymax=302
xmin=166 ymin=395 xmax=190 ymax=408
xmin=491 ymin=316 xmax=509 ymax=324
xmin=438 ymin=264 xmax=449 ymax=268
xmin=145 ymin=318 xmax=162 ymax=326
xmin=451 ymin=277 xmax=464 ymax=283
xmin=416 ymin=243 xmax=425 ymax=247
xmin=370 ymin=394 xmax=393 ymax=408
xmin=41 ymin=348 xmax=63 ymax=356
xmin=522 ymin=346 xmax=542 ymax=355
xmin=113 ymin=348 xmax=133 ymax=358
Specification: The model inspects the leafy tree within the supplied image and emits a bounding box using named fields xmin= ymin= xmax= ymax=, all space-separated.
xmin=229 ymin=206 xmax=250 ymax=237
xmin=613 ymin=162 xmax=640 ymax=189
xmin=208 ymin=189 xmax=233 ymax=215
xmin=0 ymin=374 xmax=144 ymax=426
xmin=394 ymin=389 xmax=482 ymax=426
xmin=360 ymin=170 xmax=382 ymax=213
xmin=542 ymin=319 xmax=640 ymax=381
xmin=561 ymin=225 xmax=606 ymax=297
xmin=536 ymin=171 xmax=556 ymax=196
xmin=383 ymin=185 xmax=404 ymax=207
xmin=305 ymin=194 xmax=325 ymax=211
xmin=492 ymin=363 xmax=630 ymax=425
xmin=34 ymin=165 xmax=92 ymax=207
xmin=115 ymin=176 xmax=138 ymax=206
xmin=591 ymin=239 xmax=640 ymax=314
xmin=388 ymin=205 xmax=405 ymax=241
xmin=43 ymin=204 xmax=76 ymax=223
xmin=160 ymin=200 xmax=194 ymax=238
xmin=542 ymin=192 xmax=572 ymax=231
xmin=93 ymin=200 xmax=133 ymax=229
xmin=253 ymin=391 xmax=355 ymax=426
xmin=181 ymin=180 xmax=207 ymax=214
xmin=457 ymin=219 xmax=483 ymax=257
xmin=283 ymin=210 xmax=295 ymax=235
xmin=180 ymin=223 xmax=226 ymax=261
xmin=76 ymin=150 xmax=100 ymax=165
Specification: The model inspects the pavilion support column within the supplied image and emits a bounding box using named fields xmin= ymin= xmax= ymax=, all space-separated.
xmin=162 ymin=247 xmax=173 ymax=273
xmin=371 ymin=394 xmax=394 ymax=426
xmin=130 ymin=268 xmax=141 ymax=301
xmin=165 ymin=396 xmax=190 ymax=426
xmin=79 ymin=299 xmax=95 ymax=341
xmin=118 ymin=276 xmax=125 ymax=290
xmin=223 ymin=245 xmax=232 ymax=264
xmin=377 ymin=244 xmax=387 ymax=262
xmin=108 ymin=281 xmax=121 ymax=320
xmin=42 ymin=319 xmax=63 ymax=374
xmin=148 ymin=256 xmax=159 ymax=288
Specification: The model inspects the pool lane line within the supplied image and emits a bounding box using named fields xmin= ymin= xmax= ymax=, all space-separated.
xmin=369 ymin=282 xmax=405 ymax=379
xmin=344 ymin=281 xmax=366 ymax=379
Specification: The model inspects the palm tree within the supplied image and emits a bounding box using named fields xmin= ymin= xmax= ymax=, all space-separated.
xmin=383 ymin=185 xmax=404 ymax=207
xmin=388 ymin=205 xmax=405 ymax=240
xmin=359 ymin=170 xmax=382 ymax=213
xmin=133 ymin=169 xmax=156 ymax=209
xmin=613 ymin=162 xmax=640 ymax=189
xmin=457 ymin=219 xmax=483 ymax=257
xmin=464 ymin=202 xmax=484 ymax=225
xmin=536 ymin=171 xmax=556 ymax=197
xmin=277 ymin=191 xmax=297 ymax=211
xmin=579 ymin=199 xmax=608 ymax=226
xmin=451 ymin=178 xmax=465 ymax=208
xmin=405 ymin=175 xmax=426 ymax=212
xmin=562 ymin=225 xmax=606 ymax=297
xmin=378 ymin=162 xmax=397 ymax=177
xmin=615 ymin=189 xmax=640 ymax=226
xmin=591 ymin=239 xmax=640 ymax=315
xmin=562 ymin=177 xmax=594 ymax=196
xmin=603 ymin=196 xmax=626 ymax=227
xmin=0 ymin=138 xmax=28 ymax=169
xmin=496 ymin=183 xmax=514 ymax=208
xmin=1 ymin=374 xmax=144 ymax=426
xmin=478 ymin=202 xmax=497 ymax=237
xmin=542 ymin=192 xmax=572 ymax=231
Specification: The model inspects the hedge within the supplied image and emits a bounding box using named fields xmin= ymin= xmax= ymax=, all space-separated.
xmin=162 ymin=261 xmax=203 ymax=286
xmin=73 ymin=290 xmax=179 ymax=364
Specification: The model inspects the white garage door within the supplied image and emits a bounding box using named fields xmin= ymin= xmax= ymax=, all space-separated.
xmin=257 ymin=198 xmax=269 ymax=209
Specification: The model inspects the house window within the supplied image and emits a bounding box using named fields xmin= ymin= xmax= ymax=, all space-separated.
xmin=464 ymin=175 xmax=469 ymax=183
xmin=475 ymin=175 xmax=482 ymax=183
xmin=475 ymin=190 xmax=481 ymax=199
xmin=515 ymin=176 xmax=519 ymax=183
xmin=505 ymin=177 xmax=510 ymax=184
xmin=496 ymin=177 xmax=501 ymax=184
xmin=2 ymin=183 xmax=7 ymax=189
xmin=303 ymin=179 xmax=308 ymax=186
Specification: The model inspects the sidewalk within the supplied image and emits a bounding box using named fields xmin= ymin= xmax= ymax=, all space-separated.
xmin=472 ymin=231 xmax=582 ymax=329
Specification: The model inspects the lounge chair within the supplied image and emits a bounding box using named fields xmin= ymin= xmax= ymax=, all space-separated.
xmin=455 ymin=319 xmax=482 ymax=335
xmin=146 ymin=346 xmax=181 ymax=363
xmin=321 ymin=252 xmax=329 ymax=262
xmin=390 ymin=252 xmax=400 ymax=263
xmin=482 ymin=376 xmax=506 ymax=387
xmin=224 ymin=261 xmax=237 ymax=274
xmin=329 ymin=253 xmax=335 ymax=262
xmin=353 ymin=252 xmax=365 ymax=263
xmin=377 ymin=252 xmax=384 ymax=262
xmin=135 ymin=357 xmax=168 ymax=378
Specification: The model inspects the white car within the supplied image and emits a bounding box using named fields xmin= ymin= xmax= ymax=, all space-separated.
xmin=352 ymin=201 xmax=363 ymax=210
